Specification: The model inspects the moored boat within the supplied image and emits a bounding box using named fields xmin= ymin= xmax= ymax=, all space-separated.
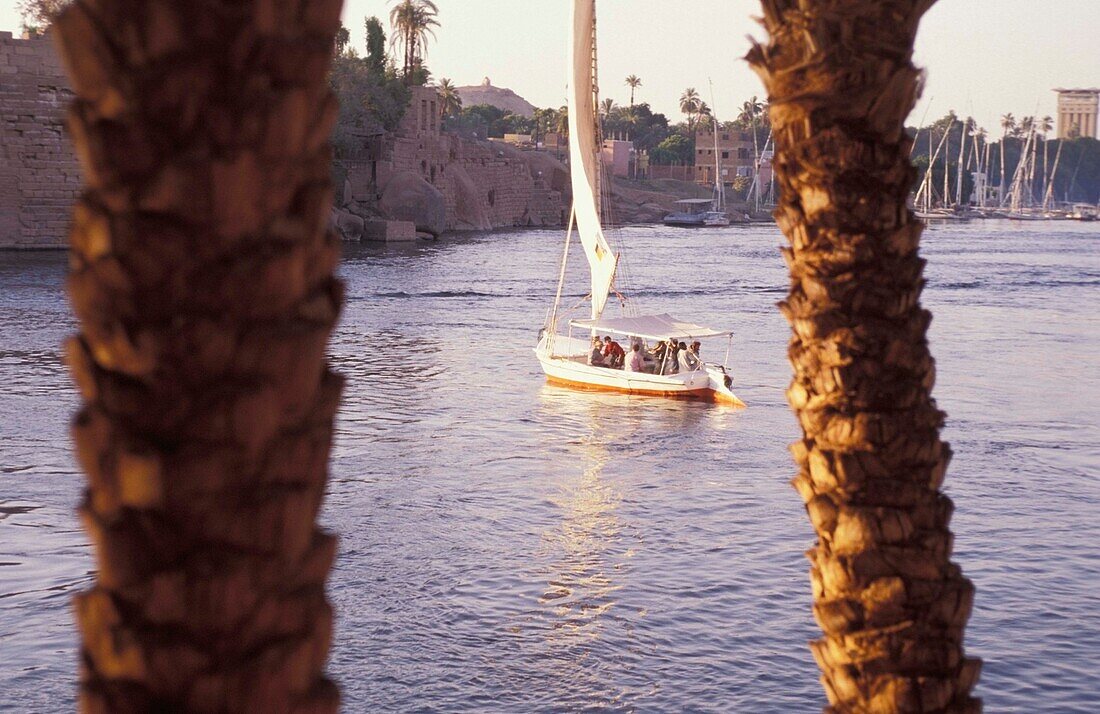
xmin=663 ymin=198 xmax=719 ymax=227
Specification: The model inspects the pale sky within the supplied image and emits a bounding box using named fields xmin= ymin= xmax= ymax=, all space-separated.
xmin=3 ymin=1 xmax=1097 ymax=133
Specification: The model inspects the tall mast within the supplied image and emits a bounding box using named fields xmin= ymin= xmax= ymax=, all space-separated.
xmin=955 ymin=120 xmax=967 ymax=207
xmin=709 ymin=80 xmax=723 ymax=210
xmin=942 ymin=118 xmax=951 ymax=208
xmin=1043 ymin=137 xmax=1065 ymax=211
xmin=590 ymin=8 xmax=602 ymax=217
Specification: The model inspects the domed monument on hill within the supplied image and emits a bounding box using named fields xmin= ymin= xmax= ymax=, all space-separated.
xmin=455 ymin=77 xmax=537 ymax=118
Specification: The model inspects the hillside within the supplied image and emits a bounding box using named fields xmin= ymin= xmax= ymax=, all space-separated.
xmin=455 ymin=78 xmax=536 ymax=118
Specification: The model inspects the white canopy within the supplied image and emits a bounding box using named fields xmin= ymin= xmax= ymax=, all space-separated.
xmin=570 ymin=313 xmax=732 ymax=341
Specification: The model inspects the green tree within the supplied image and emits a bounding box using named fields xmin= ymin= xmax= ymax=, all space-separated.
xmin=610 ymin=102 xmax=671 ymax=154
xmin=437 ymin=78 xmax=462 ymax=119
xmin=738 ymin=96 xmax=764 ymax=127
xmin=334 ymin=24 xmax=351 ymax=56
xmin=679 ymin=87 xmax=702 ymax=131
xmin=329 ymin=53 xmax=410 ymax=156
xmin=1000 ymin=112 xmax=1015 ymax=194
xmin=650 ymin=134 xmax=693 ymax=165
xmin=555 ymin=105 xmax=569 ymax=136
xmin=696 ymin=101 xmax=712 ymax=130
xmin=16 ymin=0 xmax=69 ymax=33
xmin=389 ymin=0 xmax=439 ymax=84
xmin=365 ymin=16 xmax=387 ymax=75
xmin=625 ymin=75 xmax=642 ymax=108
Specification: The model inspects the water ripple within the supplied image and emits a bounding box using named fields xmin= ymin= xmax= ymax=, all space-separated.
xmin=2 ymin=221 xmax=1099 ymax=710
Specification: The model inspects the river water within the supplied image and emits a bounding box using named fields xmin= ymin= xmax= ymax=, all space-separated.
xmin=1 ymin=220 xmax=1098 ymax=712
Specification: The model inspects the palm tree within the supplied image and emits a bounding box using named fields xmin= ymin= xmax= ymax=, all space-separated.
xmin=389 ymin=0 xmax=439 ymax=81
xmin=748 ymin=1 xmax=981 ymax=712
xmin=438 ymin=78 xmax=462 ymax=119
xmin=738 ymin=96 xmax=764 ymax=127
xmin=555 ymin=105 xmax=570 ymax=137
xmin=1000 ymin=112 xmax=1015 ymax=200
xmin=680 ymin=87 xmax=702 ymax=131
xmin=53 ymin=0 xmax=344 ymax=709
xmin=625 ymin=74 xmax=642 ymax=108
xmin=696 ymin=101 xmax=713 ymax=130
xmin=601 ymin=97 xmax=616 ymax=118
xmin=740 ymin=96 xmax=764 ymax=181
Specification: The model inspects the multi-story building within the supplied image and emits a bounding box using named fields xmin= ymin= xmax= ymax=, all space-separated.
xmin=1054 ymin=88 xmax=1099 ymax=139
xmin=694 ymin=127 xmax=755 ymax=186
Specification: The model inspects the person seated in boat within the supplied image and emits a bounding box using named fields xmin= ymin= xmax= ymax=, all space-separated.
xmin=602 ymin=336 xmax=626 ymax=369
xmin=648 ymin=339 xmax=669 ymax=374
xmin=664 ymin=339 xmax=681 ymax=374
xmin=588 ymin=336 xmax=607 ymax=367
xmin=625 ymin=342 xmax=646 ymax=373
xmin=678 ymin=341 xmax=700 ymax=372
xmin=690 ymin=341 xmax=702 ymax=359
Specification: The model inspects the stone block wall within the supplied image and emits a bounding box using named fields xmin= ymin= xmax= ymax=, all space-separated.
xmin=387 ymin=132 xmax=563 ymax=231
xmin=0 ymin=32 xmax=81 ymax=249
xmin=340 ymin=88 xmax=564 ymax=233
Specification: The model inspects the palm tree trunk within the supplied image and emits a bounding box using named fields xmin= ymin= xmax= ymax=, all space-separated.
xmin=748 ymin=2 xmax=981 ymax=712
xmin=53 ymin=0 xmax=345 ymax=709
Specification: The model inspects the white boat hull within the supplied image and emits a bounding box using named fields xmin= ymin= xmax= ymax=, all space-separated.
xmin=534 ymin=336 xmax=745 ymax=407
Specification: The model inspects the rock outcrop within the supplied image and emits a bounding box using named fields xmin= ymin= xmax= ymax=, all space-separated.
xmin=378 ymin=171 xmax=447 ymax=237
xmin=447 ymin=164 xmax=493 ymax=231
xmin=455 ymin=78 xmax=536 ymax=118
xmin=330 ymin=207 xmax=365 ymax=241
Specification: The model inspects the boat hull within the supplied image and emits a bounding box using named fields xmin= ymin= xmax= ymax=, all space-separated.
xmin=535 ymin=339 xmax=745 ymax=407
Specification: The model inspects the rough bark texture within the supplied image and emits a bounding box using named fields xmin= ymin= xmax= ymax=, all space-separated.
xmin=53 ymin=0 xmax=344 ymax=710
xmin=748 ymin=2 xmax=981 ymax=712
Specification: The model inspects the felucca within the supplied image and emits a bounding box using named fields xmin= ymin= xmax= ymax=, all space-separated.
xmin=535 ymin=0 xmax=743 ymax=407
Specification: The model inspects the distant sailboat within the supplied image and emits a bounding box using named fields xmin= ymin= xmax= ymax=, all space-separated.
xmin=535 ymin=0 xmax=743 ymax=406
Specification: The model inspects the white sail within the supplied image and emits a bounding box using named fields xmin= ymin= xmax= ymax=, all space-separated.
xmin=569 ymin=0 xmax=617 ymax=319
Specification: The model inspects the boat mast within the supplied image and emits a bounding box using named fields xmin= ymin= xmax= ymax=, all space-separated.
xmin=1008 ymin=128 xmax=1034 ymax=213
xmin=589 ymin=9 xmax=602 ymax=218
xmin=916 ymin=126 xmax=950 ymax=212
xmin=942 ymin=116 xmax=956 ymax=208
xmin=971 ymin=128 xmax=984 ymax=208
xmin=708 ymin=80 xmax=723 ymax=211
xmin=955 ymin=119 xmax=967 ymax=207
xmin=1042 ymin=137 xmax=1065 ymax=211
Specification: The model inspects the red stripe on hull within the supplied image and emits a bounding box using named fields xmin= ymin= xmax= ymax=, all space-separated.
xmin=545 ymin=374 xmax=743 ymax=406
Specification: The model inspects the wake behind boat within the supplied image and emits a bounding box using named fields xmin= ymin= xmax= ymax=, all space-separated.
xmin=535 ymin=0 xmax=743 ymax=408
